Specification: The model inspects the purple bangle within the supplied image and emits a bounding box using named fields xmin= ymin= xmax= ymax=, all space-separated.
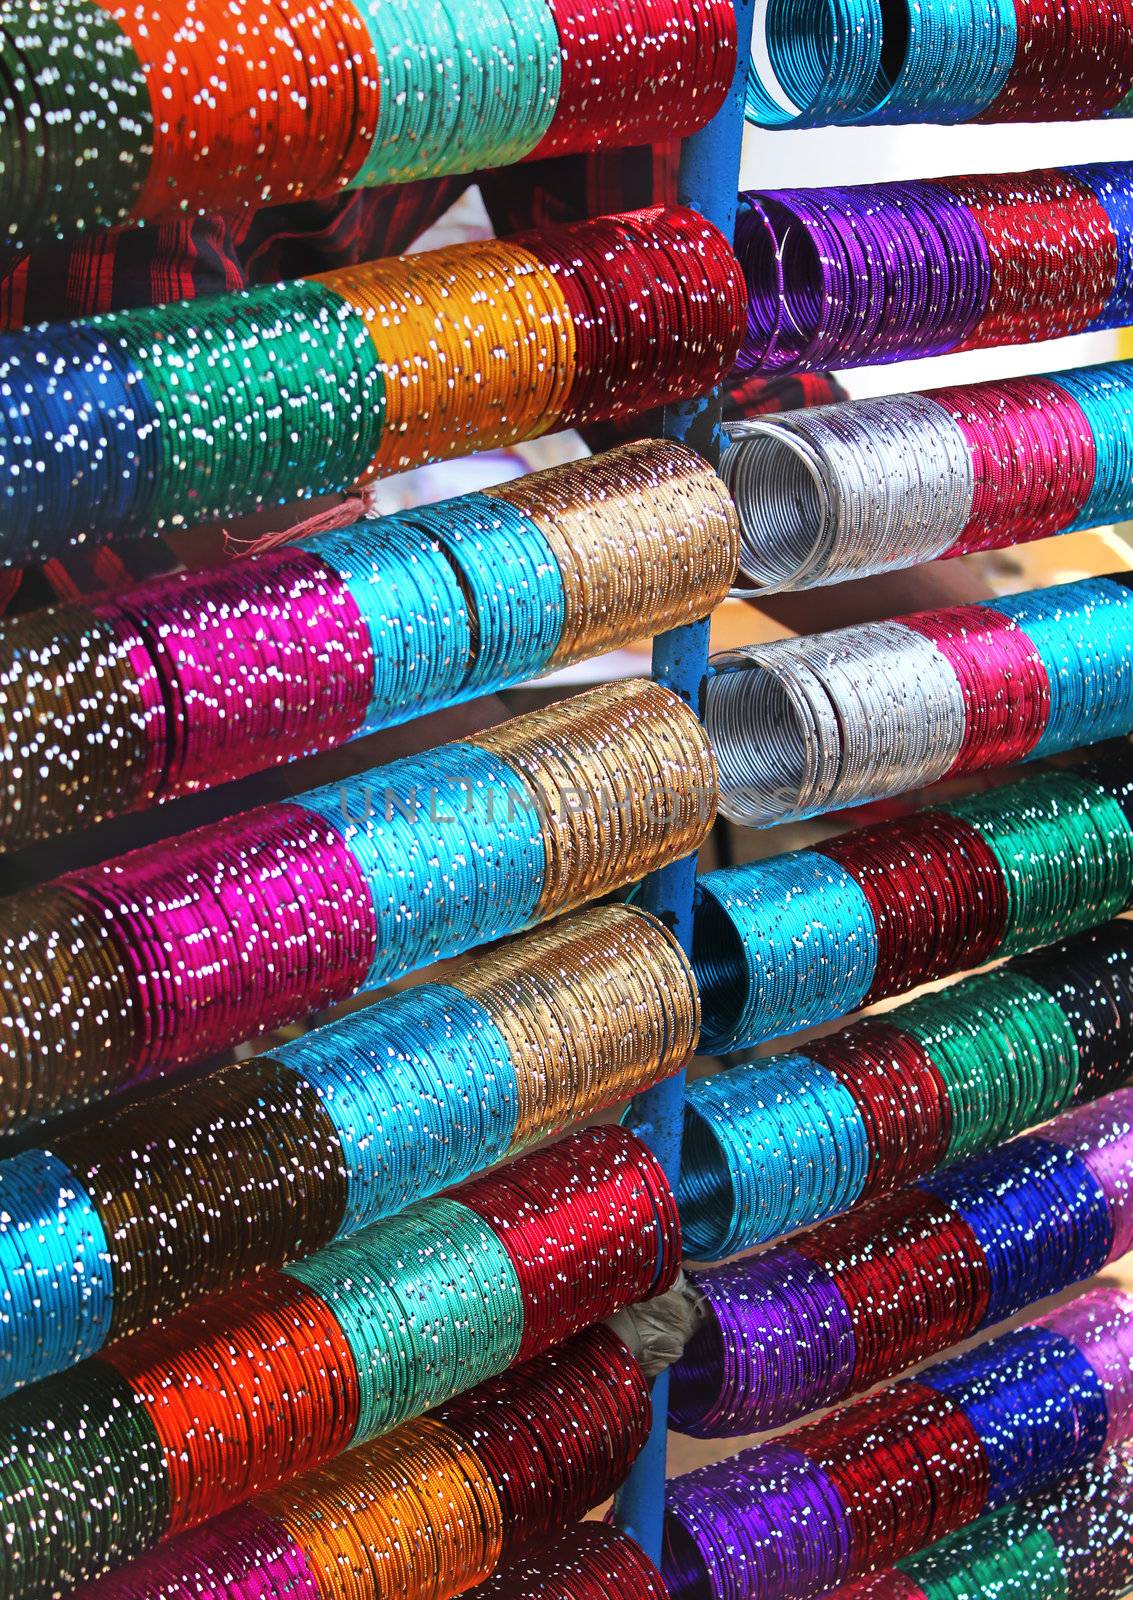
xmin=1036 ymin=1089 xmax=1133 ymax=1263
xmin=672 ymin=1250 xmax=856 ymax=1437
xmin=1036 ymin=1290 xmax=1133 ymax=1449
xmin=734 ymin=202 xmax=788 ymax=373
xmin=664 ymin=1443 xmax=853 ymax=1600
xmin=735 ymin=174 xmax=992 ymax=372
xmin=893 ymin=182 xmax=993 ymax=355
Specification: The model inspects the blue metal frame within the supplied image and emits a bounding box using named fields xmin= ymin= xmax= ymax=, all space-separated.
xmin=615 ymin=0 xmax=754 ymax=1560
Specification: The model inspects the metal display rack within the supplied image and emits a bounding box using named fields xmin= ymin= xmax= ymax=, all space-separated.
xmin=616 ymin=0 xmax=755 ymax=1559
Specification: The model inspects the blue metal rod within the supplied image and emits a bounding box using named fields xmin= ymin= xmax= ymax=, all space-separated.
xmin=613 ymin=0 xmax=754 ymax=1563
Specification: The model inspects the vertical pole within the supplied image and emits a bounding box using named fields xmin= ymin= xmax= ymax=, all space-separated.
xmin=613 ymin=0 xmax=754 ymax=1563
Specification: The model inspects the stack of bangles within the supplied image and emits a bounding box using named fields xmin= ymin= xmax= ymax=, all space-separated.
xmin=0 ymin=678 xmax=717 ymax=1128
xmin=37 ymin=1327 xmax=659 ymax=1600
xmin=673 ymin=1088 xmax=1133 ymax=1434
xmin=0 ymin=207 xmax=745 ymax=565
xmin=744 ymin=0 xmax=1133 ymax=128
xmin=0 ymin=904 xmax=698 ymax=1394
xmin=466 ymin=1526 xmax=670 ymax=1600
xmin=0 ymin=440 xmax=738 ymax=851
xmin=706 ymin=573 xmax=1133 ymax=826
xmin=692 ymin=748 xmax=1133 ymax=1052
xmin=0 ymin=0 xmax=735 ymax=250
xmin=735 ymin=161 xmax=1133 ymax=372
xmin=0 ymin=1125 xmax=679 ymax=1600
xmin=680 ymin=920 xmax=1133 ymax=1258
xmin=87 ymin=1513 xmax=672 ymax=1600
xmin=722 ymin=358 xmax=1133 ymax=593
xmin=662 ymin=1288 xmax=1133 ymax=1600
xmin=834 ymin=1445 xmax=1133 ymax=1600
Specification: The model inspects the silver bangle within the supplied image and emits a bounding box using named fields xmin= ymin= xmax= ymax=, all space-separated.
xmin=723 ymin=394 xmax=974 ymax=595
xmin=707 ymin=620 xmax=967 ymax=825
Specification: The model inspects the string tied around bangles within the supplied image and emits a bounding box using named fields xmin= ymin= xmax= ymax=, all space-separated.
xmin=0 ymin=438 xmax=739 ymax=854
xmin=0 ymin=207 xmax=746 ymax=567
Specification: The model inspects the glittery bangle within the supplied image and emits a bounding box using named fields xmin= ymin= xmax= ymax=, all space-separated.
xmin=693 ymin=758 xmax=1133 ymax=1055
xmin=706 ymin=575 xmax=1133 ymax=828
xmin=662 ymin=1288 xmax=1133 ymax=1600
xmin=0 ymin=209 xmax=744 ymax=565
xmin=62 ymin=1327 xmax=654 ymax=1600
xmin=1 ymin=678 xmax=716 ymax=1130
xmin=725 ymin=358 xmax=1133 ymax=594
xmin=0 ymin=438 xmax=736 ymax=852
xmin=743 ymin=10 xmax=1133 ymax=131
xmin=0 ymin=901 xmax=695 ymax=1397
xmin=0 ymin=0 xmax=735 ymax=253
xmin=735 ymin=163 xmax=1131 ymax=375
xmin=833 ymin=1443 xmax=1133 ymax=1600
xmin=679 ymin=921 xmax=1133 ymax=1262
xmin=673 ymin=1090 xmax=1132 ymax=1436
xmin=0 ymin=1129 xmax=674 ymax=1599
xmin=468 ymin=1524 xmax=670 ymax=1599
